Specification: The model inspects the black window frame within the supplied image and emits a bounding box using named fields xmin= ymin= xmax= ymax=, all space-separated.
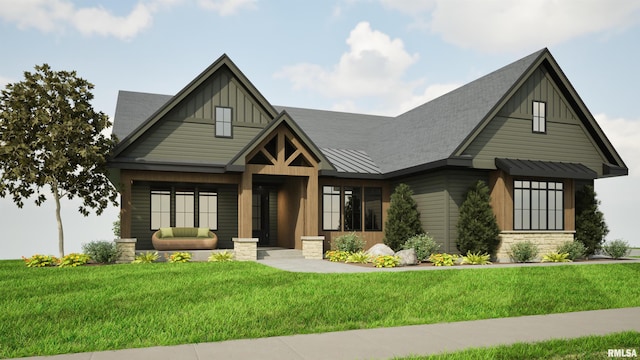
xmin=149 ymin=187 xmax=219 ymax=231
xmin=322 ymin=185 xmax=341 ymax=231
xmin=514 ymin=180 xmax=564 ymax=231
xmin=532 ymin=100 xmax=546 ymax=134
xmin=215 ymin=106 xmax=233 ymax=138
xmin=344 ymin=186 xmax=362 ymax=231
xmin=364 ymin=187 xmax=382 ymax=231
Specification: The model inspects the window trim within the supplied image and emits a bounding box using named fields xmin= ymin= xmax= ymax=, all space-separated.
xmin=149 ymin=187 xmax=219 ymax=231
xmin=532 ymin=100 xmax=546 ymax=134
xmin=150 ymin=189 xmax=171 ymax=231
xmin=344 ymin=186 xmax=362 ymax=231
xmin=513 ymin=180 xmax=564 ymax=231
xmin=215 ymin=106 xmax=233 ymax=138
xmin=322 ymin=185 xmax=341 ymax=231
xmin=198 ymin=190 xmax=219 ymax=231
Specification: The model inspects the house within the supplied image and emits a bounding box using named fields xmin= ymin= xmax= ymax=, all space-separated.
xmin=108 ymin=48 xmax=627 ymax=261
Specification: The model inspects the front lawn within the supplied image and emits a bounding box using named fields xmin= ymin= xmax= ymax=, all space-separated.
xmin=1 ymin=261 xmax=639 ymax=358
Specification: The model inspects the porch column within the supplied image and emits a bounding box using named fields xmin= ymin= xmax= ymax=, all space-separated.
xmin=238 ymin=171 xmax=253 ymax=238
xmin=305 ymin=174 xmax=319 ymax=236
xmin=120 ymin=173 xmax=132 ymax=239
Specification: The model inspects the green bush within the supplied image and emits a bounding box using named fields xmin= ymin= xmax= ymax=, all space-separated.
xmin=166 ymin=252 xmax=192 ymax=263
xmin=208 ymin=251 xmax=234 ymax=262
xmin=333 ymin=233 xmax=365 ymax=253
xmin=428 ymin=253 xmax=459 ymax=266
xmin=575 ymin=185 xmax=609 ymax=256
xmin=384 ymin=184 xmax=423 ymax=251
xmin=402 ymin=233 xmax=440 ymax=262
xmin=461 ymin=251 xmax=491 ymax=265
xmin=22 ymin=254 xmax=59 ymax=267
xmin=345 ymin=252 xmax=371 ymax=264
xmin=82 ymin=240 xmax=121 ymax=264
xmin=59 ymin=253 xmax=91 ymax=267
xmin=507 ymin=241 xmax=539 ymax=263
xmin=132 ymin=251 xmax=159 ymax=264
xmin=557 ymin=241 xmax=587 ymax=261
xmin=325 ymin=250 xmax=350 ymax=262
xmin=372 ymin=255 xmax=400 ymax=268
xmin=602 ymin=239 xmax=631 ymax=259
xmin=456 ymin=180 xmax=500 ymax=258
xmin=541 ymin=252 xmax=571 ymax=263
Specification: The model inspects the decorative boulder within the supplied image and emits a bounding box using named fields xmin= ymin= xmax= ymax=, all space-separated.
xmin=365 ymin=243 xmax=395 ymax=257
xmin=395 ymin=248 xmax=418 ymax=266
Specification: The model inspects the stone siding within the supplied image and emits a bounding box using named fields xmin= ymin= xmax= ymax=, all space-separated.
xmin=302 ymin=236 xmax=325 ymax=259
xmin=497 ymin=231 xmax=575 ymax=262
xmin=233 ymin=238 xmax=258 ymax=261
xmin=115 ymin=238 xmax=137 ymax=264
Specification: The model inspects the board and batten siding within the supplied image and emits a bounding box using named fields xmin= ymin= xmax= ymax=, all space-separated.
xmin=464 ymin=66 xmax=607 ymax=175
xmin=130 ymin=183 xmax=238 ymax=250
xmin=395 ymin=169 xmax=487 ymax=254
xmin=121 ymin=66 xmax=272 ymax=164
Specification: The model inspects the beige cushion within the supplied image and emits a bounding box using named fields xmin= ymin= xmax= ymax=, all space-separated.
xmin=159 ymin=227 xmax=174 ymax=238
xmin=197 ymin=228 xmax=210 ymax=238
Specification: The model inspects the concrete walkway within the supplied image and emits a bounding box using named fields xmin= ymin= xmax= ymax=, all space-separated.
xmin=16 ymin=308 xmax=640 ymax=360
xmin=13 ymin=258 xmax=640 ymax=360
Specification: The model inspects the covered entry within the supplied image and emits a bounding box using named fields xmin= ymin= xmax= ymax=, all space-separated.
xmin=233 ymin=113 xmax=334 ymax=249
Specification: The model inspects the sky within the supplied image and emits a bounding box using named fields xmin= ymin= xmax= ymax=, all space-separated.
xmin=1 ymin=0 xmax=639 ymax=259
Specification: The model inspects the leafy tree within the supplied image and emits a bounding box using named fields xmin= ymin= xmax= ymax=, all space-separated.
xmin=575 ymin=185 xmax=608 ymax=256
xmin=0 ymin=64 xmax=118 ymax=257
xmin=383 ymin=183 xmax=423 ymax=251
xmin=456 ymin=180 xmax=500 ymax=257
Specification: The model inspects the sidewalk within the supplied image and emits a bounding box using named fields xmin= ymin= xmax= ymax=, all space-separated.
xmin=16 ymin=307 xmax=640 ymax=360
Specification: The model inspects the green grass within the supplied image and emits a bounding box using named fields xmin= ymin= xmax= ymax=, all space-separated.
xmin=1 ymin=261 xmax=639 ymax=358
xmin=397 ymin=331 xmax=640 ymax=359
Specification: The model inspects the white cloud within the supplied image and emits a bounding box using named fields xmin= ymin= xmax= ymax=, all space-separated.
xmin=380 ymin=0 xmax=640 ymax=53
xmin=276 ymin=21 xmax=459 ymax=115
xmin=197 ymin=0 xmax=257 ymax=15
xmin=0 ymin=0 xmax=252 ymax=40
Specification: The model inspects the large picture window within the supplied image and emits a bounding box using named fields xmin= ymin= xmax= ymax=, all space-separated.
xmin=175 ymin=191 xmax=195 ymax=227
xmin=364 ymin=187 xmax=382 ymax=231
xmin=216 ymin=107 xmax=232 ymax=138
xmin=151 ymin=190 xmax=171 ymax=230
xmin=198 ymin=191 xmax=218 ymax=230
xmin=514 ymin=180 xmax=563 ymax=230
xmin=322 ymin=186 xmax=341 ymax=231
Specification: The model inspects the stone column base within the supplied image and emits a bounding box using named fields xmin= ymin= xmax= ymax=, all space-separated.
xmin=302 ymin=236 xmax=325 ymax=259
xmin=115 ymin=238 xmax=137 ymax=264
xmin=233 ymin=238 xmax=258 ymax=261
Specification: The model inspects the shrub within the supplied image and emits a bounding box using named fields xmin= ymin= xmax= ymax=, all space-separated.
xmin=602 ymin=239 xmax=631 ymax=259
xmin=402 ymin=233 xmax=440 ymax=262
xmin=59 ymin=253 xmax=90 ymax=267
xmin=372 ymin=255 xmax=400 ymax=268
xmin=82 ymin=240 xmax=121 ymax=264
xmin=132 ymin=251 xmax=159 ymax=264
xmin=325 ymin=250 xmax=350 ymax=262
xmin=333 ymin=233 xmax=365 ymax=253
xmin=557 ymin=241 xmax=587 ymax=261
xmin=166 ymin=252 xmax=192 ymax=263
xmin=541 ymin=252 xmax=571 ymax=263
xmin=208 ymin=251 xmax=234 ymax=262
xmin=461 ymin=251 xmax=491 ymax=265
xmin=345 ymin=252 xmax=371 ymax=264
xmin=456 ymin=180 xmax=500 ymax=258
xmin=507 ymin=241 xmax=539 ymax=263
xmin=384 ymin=184 xmax=423 ymax=251
xmin=575 ymin=185 xmax=609 ymax=256
xmin=428 ymin=253 xmax=459 ymax=266
xmin=22 ymin=254 xmax=59 ymax=267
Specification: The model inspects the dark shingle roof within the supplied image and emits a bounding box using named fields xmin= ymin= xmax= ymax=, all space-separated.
xmin=112 ymin=49 xmax=548 ymax=176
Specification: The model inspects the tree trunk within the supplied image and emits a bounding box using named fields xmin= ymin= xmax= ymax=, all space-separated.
xmin=53 ymin=180 xmax=65 ymax=258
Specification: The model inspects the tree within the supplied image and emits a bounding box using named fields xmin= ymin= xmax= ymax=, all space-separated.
xmin=383 ymin=183 xmax=423 ymax=251
xmin=456 ymin=180 xmax=500 ymax=257
xmin=575 ymin=185 xmax=608 ymax=256
xmin=0 ymin=64 xmax=118 ymax=258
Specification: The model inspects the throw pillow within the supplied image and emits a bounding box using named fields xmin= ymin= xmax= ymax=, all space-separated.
xmin=197 ymin=228 xmax=210 ymax=238
xmin=160 ymin=227 xmax=174 ymax=238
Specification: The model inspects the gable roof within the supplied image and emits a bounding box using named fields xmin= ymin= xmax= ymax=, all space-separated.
xmin=111 ymin=48 xmax=627 ymax=178
xmin=112 ymin=91 xmax=172 ymax=141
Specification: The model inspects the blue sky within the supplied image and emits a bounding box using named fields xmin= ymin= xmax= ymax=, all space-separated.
xmin=1 ymin=0 xmax=639 ymax=259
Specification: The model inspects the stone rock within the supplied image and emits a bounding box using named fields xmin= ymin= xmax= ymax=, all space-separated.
xmin=365 ymin=243 xmax=395 ymax=257
xmin=395 ymin=248 xmax=418 ymax=266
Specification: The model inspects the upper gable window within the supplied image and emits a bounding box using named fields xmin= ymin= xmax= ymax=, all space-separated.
xmin=215 ymin=107 xmax=232 ymax=138
xmin=532 ymin=101 xmax=546 ymax=133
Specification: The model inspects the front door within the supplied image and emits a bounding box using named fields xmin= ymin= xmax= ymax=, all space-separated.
xmin=252 ymin=191 xmax=270 ymax=246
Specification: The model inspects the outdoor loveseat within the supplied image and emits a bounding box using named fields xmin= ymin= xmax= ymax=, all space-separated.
xmin=151 ymin=227 xmax=218 ymax=250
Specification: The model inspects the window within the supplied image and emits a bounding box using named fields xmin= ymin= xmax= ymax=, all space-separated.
xmin=364 ymin=187 xmax=382 ymax=231
xmin=151 ymin=190 xmax=171 ymax=230
xmin=175 ymin=191 xmax=195 ymax=227
xmin=322 ymin=186 xmax=341 ymax=230
xmin=532 ymin=101 xmax=546 ymax=133
xmin=252 ymin=193 xmax=262 ymax=230
xmin=514 ymin=180 xmax=563 ymax=230
xmin=344 ymin=187 xmax=362 ymax=231
xmin=215 ymin=107 xmax=232 ymax=137
xmin=198 ymin=191 xmax=218 ymax=230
